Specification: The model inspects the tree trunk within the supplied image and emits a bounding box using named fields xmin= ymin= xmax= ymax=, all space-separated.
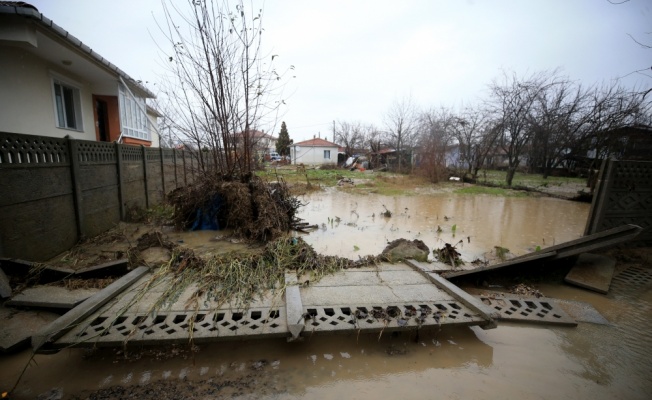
xmin=506 ymin=168 xmax=516 ymax=187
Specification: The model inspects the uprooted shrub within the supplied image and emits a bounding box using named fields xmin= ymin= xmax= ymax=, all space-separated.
xmin=168 ymin=174 xmax=303 ymax=242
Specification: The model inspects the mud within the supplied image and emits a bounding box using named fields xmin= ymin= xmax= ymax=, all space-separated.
xmin=2 ymin=192 xmax=651 ymax=399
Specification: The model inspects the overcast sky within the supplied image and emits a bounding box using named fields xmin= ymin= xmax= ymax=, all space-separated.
xmin=29 ymin=0 xmax=651 ymax=143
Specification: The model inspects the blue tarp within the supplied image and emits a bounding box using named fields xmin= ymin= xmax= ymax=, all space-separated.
xmin=190 ymin=195 xmax=222 ymax=231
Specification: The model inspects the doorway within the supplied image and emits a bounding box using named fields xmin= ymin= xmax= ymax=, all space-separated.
xmin=95 ymin=98 xmax=109 ymax=142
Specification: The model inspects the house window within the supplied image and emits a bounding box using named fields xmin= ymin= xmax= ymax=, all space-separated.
xmin=53 ymin=80 xmax=83 ymax=130
xmin=324 ymin=150 xmax=331 ymax=159
xmin=119 ymin=84 xmax=149 ymax=140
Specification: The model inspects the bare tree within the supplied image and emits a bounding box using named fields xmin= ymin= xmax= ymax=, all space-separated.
xmin=416 ymin=107 xmax=456 ymax=182
xmin=451 ymin=106 xmax=496 ymax=178
xmin=157 ymin=0 xmax=287 ymax=179
xmin=578 ymin=82 xmax=650 ymax=162
xmin=487 ymin=71 xmax=558 ymax=186
xmin=383 ymin=96 xmax=418 ymax=172
xmin=334 ymin=120 xmax=366 ymax=157
xmin=527 ymin=79 xmax=592 ymax=178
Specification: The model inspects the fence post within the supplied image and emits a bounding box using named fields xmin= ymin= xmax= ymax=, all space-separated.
xmin=67 ymin=138 xmax=84 ymax=240
xmin=182 ymin=150 xmax=187 ymax=185
xmin=173 ymin=149 xmax=178 ymax=189
xmin=115 ymin=143 xmax=126 ymax=220
xmin=159 ymin=146 xmax=165 ymax=197
xmin=141 ymin=145 xmax=149 ymax=208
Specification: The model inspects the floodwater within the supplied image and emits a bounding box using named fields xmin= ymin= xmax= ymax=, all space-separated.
xmin=296 ymin=189 xmax=590 ymax=261
xmin=2 ymin=192 xmax=652 ymax=399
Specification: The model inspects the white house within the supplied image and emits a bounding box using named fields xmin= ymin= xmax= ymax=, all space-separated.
xmin=0 ymin=2 xmax=160 ymax=147
xmin=290 ymin=137 xmax=339 ymax=165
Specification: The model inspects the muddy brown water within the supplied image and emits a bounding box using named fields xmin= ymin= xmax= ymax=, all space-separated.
xmin=296 ymin=190 xmax=590 ymax=262
xmin=2 ymin=192 xmax=651 ymax=399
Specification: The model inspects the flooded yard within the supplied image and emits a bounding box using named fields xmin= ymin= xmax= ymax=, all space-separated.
xmin=297 ymin=189 xmax=590 ymax=261
xmin=2 ymin=191 xmax=651 ymax=399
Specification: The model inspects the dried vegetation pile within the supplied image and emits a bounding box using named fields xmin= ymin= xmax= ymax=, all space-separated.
xmin=128 ymin=233 xmax=380 ymax=312
xmin=168 ymin=175 xmax=302 ymax=242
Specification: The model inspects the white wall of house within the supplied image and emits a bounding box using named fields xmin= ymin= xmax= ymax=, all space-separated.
xmin=291 ymin=145 xmax=338 ymax=165
xmin=147 ymin=111 xmax=160 ymax=148
xmin=0 ymin=46 xmax=97 ymax=141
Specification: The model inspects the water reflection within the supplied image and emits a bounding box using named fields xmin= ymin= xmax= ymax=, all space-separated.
xmin=298 ymin=191 xmax=590 ymax=260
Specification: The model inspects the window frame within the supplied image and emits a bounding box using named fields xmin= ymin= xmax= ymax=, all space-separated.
xmin=324 ymin=149 xmax=331 ymax=159
xmin=119 ymin=83 xmax=150 ymax=141
xmin=51 ymin=75 xmax=84 ymax=131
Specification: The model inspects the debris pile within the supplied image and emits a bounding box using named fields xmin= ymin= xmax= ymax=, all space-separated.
xmin=168 ymin=175 xmax=302 ymax=242
xmin=434 ymin=242 xmax=464 ymax=267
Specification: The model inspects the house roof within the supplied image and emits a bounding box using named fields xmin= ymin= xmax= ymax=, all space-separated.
xmin=237 ymin=130 xmax=276 ymax=140
xmin=292 ymin=138 xmax=339 ymax=147
xmin=0 ymin=2 xmax=155 ymax=98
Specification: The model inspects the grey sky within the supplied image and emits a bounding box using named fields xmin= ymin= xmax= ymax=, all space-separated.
xmin=28 ymin=0 xmax=651 ymax=143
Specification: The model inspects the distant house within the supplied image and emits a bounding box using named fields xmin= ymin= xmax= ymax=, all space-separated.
xmin=290 ymin=137 xmax=339 ymax=165
xmin=0 ymin=2 xmax=160 ymax=146
xmin=234 ymin=129 xmax=278 ymax=161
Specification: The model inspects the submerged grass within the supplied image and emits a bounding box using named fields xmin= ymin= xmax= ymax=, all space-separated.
xmin=454 ymin=186 xmax=530 ymax=197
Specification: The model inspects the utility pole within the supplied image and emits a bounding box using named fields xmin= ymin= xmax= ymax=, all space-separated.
xmin=333 ymin=120 xmax=336 ymax=142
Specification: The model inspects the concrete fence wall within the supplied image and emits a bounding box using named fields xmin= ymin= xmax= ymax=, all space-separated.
xmin=585 ymin=160 xmax=652 ymax=245
xmin=0 ymin=131 xmax=199 ymax=261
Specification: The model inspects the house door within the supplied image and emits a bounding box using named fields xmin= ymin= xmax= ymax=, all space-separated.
xmin=95 ymin=99 xmax=109 ymax=142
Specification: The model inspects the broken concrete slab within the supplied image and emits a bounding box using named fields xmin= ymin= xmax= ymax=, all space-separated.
xmin=476 ymin=295 xmax=577 ymax=327
xmin=1 ymin=305 xmax=59 ymax=352
xmin=442 ymin=251 xmax=555 ymax=279
xmin=512 ymin=224 xmax=642 ymax=261
xmin=0 ymin=257 xmax=34 ymax=276
xmin=0 ymin=258 xmax=74 ymax=282
xmin=6 ymin=286 xmax=100 ymax=310
xmin=284 ymin=273 xmax=304 ymax=340
xmin=0 ymin=267 xmax=11 ymax=298
xmin=564 ymin=253 xmax=616 ymax=294
xmin=405 ymin=261 xmax=498 ymax=329
xmin=444 ymin=224 xmax=642 ymax=280
xmin=403 ymin=259 xmax=452 ymax=273
xmin=32 ymin=266 xmax=149 ymax=352
xmin=554 ymin=299 xmax=610 ymax=325
xmin=74 ymin=259 xmax=129 ymax=279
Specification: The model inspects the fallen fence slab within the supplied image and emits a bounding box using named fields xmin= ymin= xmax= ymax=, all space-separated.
xmin=0 ymin=267 xmax=11 ymax=298
xmin=443 ymin=224 xmax=642 ymax=280
xmin=74 ymin=259 xmax=129 ymax=279
xmin=0 ymin=258 xmax=74 ymax=282
xmin=1 ymin=305 xmax=59 ymax=352
xmin=6 ymin=286 xmax=100 ymax=310
xmin=284 ymin=272 xmax=305 ymax=340
xmin=442 ymin=252 xmax=556 ymax=279
xmin=554 ymin=299 xmax=610 ymax=325
xmin=32 ymin=266 xmax=149 ymax=352
xmin=564 ymin=253 xmax=616 ymax=294
xmin=475 ymin=295 xmax=577 ymax=327
xmin=48 ymin=263 xmax=495 ymax=350
xmin=404 ymin=259 xmax=498 ymax=329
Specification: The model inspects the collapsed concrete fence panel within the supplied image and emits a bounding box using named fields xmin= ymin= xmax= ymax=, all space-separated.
xmin=0 ymin=131 xmax=197 ymax=261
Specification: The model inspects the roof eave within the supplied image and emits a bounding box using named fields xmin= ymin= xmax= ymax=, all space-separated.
xmin=0 ymin=4 xmax=156 ymax=98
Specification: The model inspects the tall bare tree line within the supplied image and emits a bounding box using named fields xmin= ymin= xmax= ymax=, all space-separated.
xmin=336 ymin=71 xmax=650 ymax=185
